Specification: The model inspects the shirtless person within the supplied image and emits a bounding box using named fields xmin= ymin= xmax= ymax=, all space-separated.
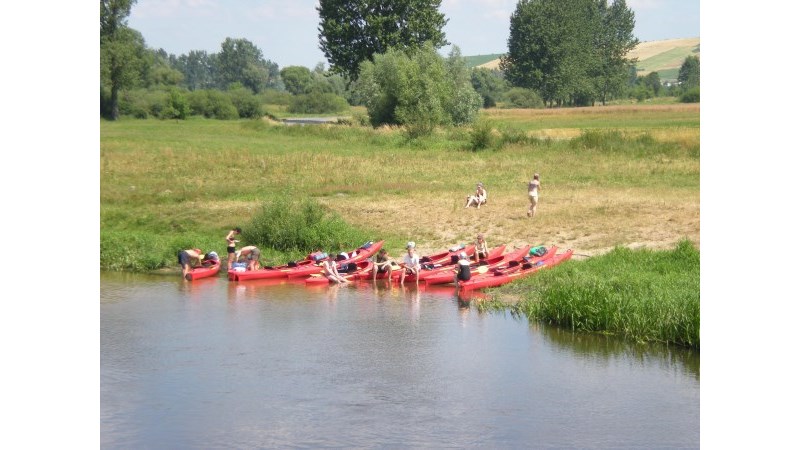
xmin=322 ymin=257 xmax=349 ymax=283
xmin=225 ymin=227 xmax=242 ymax=270
xmin=473 ymin=233 xmax=489 ymax=263
xmin=371 ymin=248 xmax=395 ymax=281
xmin=177 ymin=248 xmax=203 ymax=280
xmin=527 ymin=173 xmax=542 ymax=218
xmin=236 ymin=246 xmax=261 ymax=271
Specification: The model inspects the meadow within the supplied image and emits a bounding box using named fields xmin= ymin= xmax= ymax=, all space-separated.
xmin=100 ymin=102 xmax=700 ymax=347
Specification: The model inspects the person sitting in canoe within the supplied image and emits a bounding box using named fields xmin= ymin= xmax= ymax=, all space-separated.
xmin=473 ymin=233 xmax=489 ymax=263
xmin=464 ymin=182 xmax=487 ymax=209
xmin=371 ymin=248 xmax=395 ymax=281
xmin=236 ymin=246 xmax=261 ymax=271
xmin=177 ymin=248 xmax=203 ymax=279
xmin=400 ymin=242 xmax=421 ymax=285
xmin=454 ymin=252 xmax=472 ymax=285
xmin=322 ymin=257 xmax=349 ymax=283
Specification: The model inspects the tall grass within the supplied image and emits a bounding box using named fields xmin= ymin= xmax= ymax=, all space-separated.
xmin=483 ymin=240 xmax=700 ymax=348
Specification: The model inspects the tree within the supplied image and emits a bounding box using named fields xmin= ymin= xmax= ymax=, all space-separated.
xmin=470 ymin=68 xmax=510 ymax=108
xmin=641 ymin=71 xmax=661 ymax=96
xmin=216 ymin=38 xmax=280 ymax=92
xmin=317 ymin=0 xmax=449 ymax=80
xmin=353 ymin=43 xmax=481 ymax=135
xmin=175 ymin=50 xmax=216 ymax=91
xmin=678 ymin=55 xmax=700 ymax=89
xmin=280 ymin=66 xmax=314 ymax=95
xmin=592 ymin=0 xmax=639 ymax=105
xmin=100 ymin=0 xmax=144 ymax=119
xmin=501 ymin=0 xmax=638 ymax=107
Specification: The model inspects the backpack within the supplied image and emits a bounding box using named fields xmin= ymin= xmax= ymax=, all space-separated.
xmin=530 ymin=246 xmax=547 ymax=257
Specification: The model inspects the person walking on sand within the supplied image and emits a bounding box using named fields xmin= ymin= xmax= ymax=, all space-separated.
xmin=236 ymin=246 xmax=261 ymax=271
xmin=178 ymin=248 xmax=203 ymax=279
xmin=527 ymin=173 xmax=542 ymax=218
xmin=400 ymin=241 xmax=421 ymax=285
xmin=225 ymin=227 xmax=242 ymax=270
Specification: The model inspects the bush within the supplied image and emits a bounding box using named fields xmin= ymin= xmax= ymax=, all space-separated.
xmin=506 ymin=87 xmax=544 ymax=108
xmin=680 ymin=86 xmax=700 ymax=103
xmin=244 ymin=195 xmax=370 ymax=253
xmin=205 ymin=90 xmax=239 ymax=119
xmin=229 ymin=87 xmax=263 ymax=118
xmin=287 ymin=92 xmax=349 ymax=114
xmin=469 ymin=120 xmax=497 ymax=151
xmin=159 ymin=89 xmax=189 ymax=119
xmin=258 ymin=89 xmax=293 ymax=105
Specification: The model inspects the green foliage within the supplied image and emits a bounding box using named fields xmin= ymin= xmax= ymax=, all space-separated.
xmin=677 ymin=55 xmax=700 ymax=89
xmin=244 ymin=195 xmax=370 ymax=253
xmin=216 ymin=37 xmax=280 ymax=92
xmin=354 ymin=43 xmax=481 ymax=134
xmin=258 ymin=89 xmax=293 ymax=106
xmin=317 ymin=0 xmax=449 ymax=80
xmin=497 ymin=240 xmax=700 ymax=348
xmin=280 ymin=66 xmax=314 ymax=95
xmin=468 ymin=120 xmax=498 ymax=151
xmin=160 ymin=89 xmax=190 ymax=119
xmin=470 ymin=68 xmax=509 ymax=108
xmin=100 ymin=25 xmax=149 ymax=119
xmin=502 ymin=0 xmax=637 ymax=106
xmin=680 ymin=86 xmax=700 ymax=103
xmin=287 ymin=92 xmax=350 ymax=114
xmin=228 ymin=86 xmax=263 ymax=118
xmin=506 ymin=87 xmax=545 ymax=108
xmin=100 ymin=230 xmax=218 ymax=272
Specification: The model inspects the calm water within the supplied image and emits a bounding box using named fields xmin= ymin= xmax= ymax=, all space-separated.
xmin=101 ymin=272 xmax=699 ymax=448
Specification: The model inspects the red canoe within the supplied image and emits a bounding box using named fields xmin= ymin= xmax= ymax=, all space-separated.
xmin=352 ymin=243 xmax=479 ymax=281
xmin=186 ymin=260 xmax=221 ymax=281
xmin=458 ymin=249 xmax=573 ymax=291
xmin=230 ymin=241 xmax=384 ymax=281
xmin=423 ymin=245 xmax=531 ymax=285
xmin=304 ymin=261 xmax=373 ymax=285
xmin=388 ymin=244 xmax=506 ymax=282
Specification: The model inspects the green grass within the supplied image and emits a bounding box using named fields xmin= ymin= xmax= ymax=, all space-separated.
xmin=463 ymin=53 xmax=504 ymax=68
xmin=481 ymin=240 xmax=700 ymax=348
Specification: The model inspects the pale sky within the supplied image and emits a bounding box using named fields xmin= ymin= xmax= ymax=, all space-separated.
xmin=128 ymin=0 xmax=700 ymax=68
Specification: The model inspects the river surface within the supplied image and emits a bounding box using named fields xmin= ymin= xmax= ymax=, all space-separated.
xmin=101 ymin=272 xmax=699 ymax=448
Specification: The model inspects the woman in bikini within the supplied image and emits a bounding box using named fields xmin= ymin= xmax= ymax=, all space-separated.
xmin=527 ymin=173 xmax=541 ymax=218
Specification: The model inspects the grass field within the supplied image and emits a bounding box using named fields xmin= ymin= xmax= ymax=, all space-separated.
xmin=101 ymin=102 xmax=699 ymax=272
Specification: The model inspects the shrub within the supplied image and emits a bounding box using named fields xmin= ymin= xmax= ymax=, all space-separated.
xmin=244 ymin=195 xmax=370 ymax=252
xmin=506 ymin=87 xmax=544 ymax=108
xmin=258 ymin=89 xmax=293 ymax=105
xmin=469 ymin=120 xmax=497 ymax=151
xmin=228 ymin=87 xmax=263 ymax=118
xmin=205 ymin=90 xmax=239 ymax=119
xmin=287 ymin=92 xmax=349 ymax=114
xmin=680 ymin=86 xmax=700 ymax=103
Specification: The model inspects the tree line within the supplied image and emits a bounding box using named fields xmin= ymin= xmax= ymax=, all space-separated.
xmin=101 ymin=0 xmax=699 ymax=128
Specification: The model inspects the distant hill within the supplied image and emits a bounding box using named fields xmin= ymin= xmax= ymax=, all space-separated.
xmin=464 ymin=54 xmax=505 ymax=68
xmin=467 ymin=37 xmax=700 ymax=82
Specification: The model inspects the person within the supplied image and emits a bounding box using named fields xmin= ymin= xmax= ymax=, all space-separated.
xmin=400 ymin=241 xmax=421 ymax=285
xmin=225 ymin=227 xmax=242 ymax=270
xmin=322 ymin=257 xmax=349 ymax=283
xmin=236 ymin=246 xmax=261 ymax=271
xmin=454 ymin=251 xmax=472 ymax=285
xmin=465 ymin=182 xmax=488 ymax=209
xmin=528 ymin=173 xmax=542 ymax=218
xmin=473 ymin=233 xmax=489 ymax=263
xmin=177 ymin=248 xmax=203 ymax=279
xmin=371 ymin=248 xmax=395 ymax=281
xmin=201 ymin=251 xmax=219 ymax=266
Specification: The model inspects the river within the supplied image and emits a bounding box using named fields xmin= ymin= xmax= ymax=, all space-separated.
xmin=101 ymin=272 xmax=699 ymax=448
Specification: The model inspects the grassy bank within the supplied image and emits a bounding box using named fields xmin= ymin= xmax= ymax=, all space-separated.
xmin=481 ymin=240 xmax=700 ymax=348
xmin=101 ymin=104 xmax=699 ymax=271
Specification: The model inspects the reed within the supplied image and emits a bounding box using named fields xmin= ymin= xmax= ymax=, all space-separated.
xmin=482 ymin=240 xmax=700 ymax=348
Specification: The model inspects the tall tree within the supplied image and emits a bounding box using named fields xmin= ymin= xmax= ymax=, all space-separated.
xmin=280 ymin=66 xmax=314 ymax=95
xmin=216 ymin=38 xmax=279 ymax=92
xmin=317 ymin=0 xmax=449 ymax=81
xmin=176 ymin=50 xmax=216 ymax=91
xmin=100 ymin=0 xmax=144 ymax=119
xmin=592 ymin=0 xmax=638 ymax=105
xmin=677 ymin=55 xmax=700 ymax=89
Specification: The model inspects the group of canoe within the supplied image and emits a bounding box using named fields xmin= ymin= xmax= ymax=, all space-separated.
xmin=187 ymin=240 xmax=573 ymax=291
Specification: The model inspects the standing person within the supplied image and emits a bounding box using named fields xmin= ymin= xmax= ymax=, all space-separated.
xmin=322 ymin=257 xmax=349 ymax=283
xmin=400 ymin=241 xmax=421 ymax=285
xmin=236 ymin=246 xmax=261 ymax=271
xmin=177 ymin=248 xmax=203 ymax=279
xmin=225 ymin=227 xmax=242 ymax=270
xmin=528 ymin=173 xmax=542 ymax=218
xmin=371 ymin=248 xmax=395 ymax=281
xmin=454 ymin=252 xmax=472 ymax=285
xmin=473 ymin=233 xmax=489 ymax=263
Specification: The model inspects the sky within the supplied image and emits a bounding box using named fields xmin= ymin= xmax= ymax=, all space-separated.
xmin=127 ymin=0 xmax=700 ymax=69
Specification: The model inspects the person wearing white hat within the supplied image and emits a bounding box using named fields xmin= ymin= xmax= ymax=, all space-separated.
xmin=400 ymin=241 xmax=421 ymax=285
xmin=454 ymin=251 xmax=472 ymax=285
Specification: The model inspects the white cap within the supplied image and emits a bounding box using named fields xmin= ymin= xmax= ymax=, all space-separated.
xmin=459 ymin=252 xmax=467 ymax=259
xmin=406 ymin=241 xmax=415 ymax=249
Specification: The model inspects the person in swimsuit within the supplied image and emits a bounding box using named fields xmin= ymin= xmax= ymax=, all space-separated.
xmin=454 ymin=252 xmax=472 ymax=285
xmin=527 ymin=173 xmax=541 ymax=218
xmin=177 ymin=248 xmax=203 ymax=279
xmin=226 ymin=227 xmax=242 ymax=270
xmin=464 ymin=182 xmax=488 ymax=208
xmin=322 ymin=257 xmax=349 ymax=283
xmin=236 ymin=246 xmax=261 ymax=271
xmin=400 ymin=241 xmax=421 ymax=285
xmin=371 ymin=248 xmax=395 ymax=281
xmin=473 ymin=233 xmax=489 ymax=263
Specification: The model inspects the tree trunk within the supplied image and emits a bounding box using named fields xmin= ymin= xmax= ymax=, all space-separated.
xmin=110 ymin=83 xmax=120 ymax=120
